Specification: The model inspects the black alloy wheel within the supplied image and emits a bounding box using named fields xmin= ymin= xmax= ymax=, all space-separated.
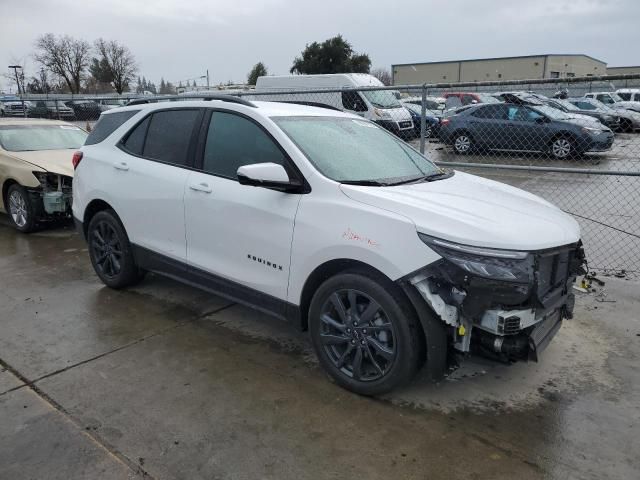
xmin=319 ymin=289 xmax=397 ymax=382
xmin=90 ymin=219 xmax=124 ymax=279
xmin=87 ymin=209 xmax=144 ymax=289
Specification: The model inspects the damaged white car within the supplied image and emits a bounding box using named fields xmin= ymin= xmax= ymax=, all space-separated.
xmin=0 ymin=118 xmax=87 ymax=232
xmin=72 ymin=99 xmax=585 ymax=395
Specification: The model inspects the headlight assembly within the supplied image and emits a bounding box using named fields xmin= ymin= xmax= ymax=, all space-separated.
xmin=418 ymin=233 xmax=534 ymax=283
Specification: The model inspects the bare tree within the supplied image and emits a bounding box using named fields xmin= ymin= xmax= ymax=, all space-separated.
xmin=95 ymin=39 xmax=137 ymax=94
xmin=34 ymin=34 xmax=91 ymax=93
xmin=371 ymin=67 xmax=392 ymax=86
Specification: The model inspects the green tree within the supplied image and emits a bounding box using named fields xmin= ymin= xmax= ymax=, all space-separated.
xmin=94 ymin=38 xmax=138 ymax=94
xmin=247 ymin=62 xmax=268 ymax=85
xmin=290 ymin=35 xmax=370 ymax=74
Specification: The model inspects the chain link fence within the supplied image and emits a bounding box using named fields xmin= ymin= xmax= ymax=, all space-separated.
xmin=5 ymin=74 xmax=639 ymax=277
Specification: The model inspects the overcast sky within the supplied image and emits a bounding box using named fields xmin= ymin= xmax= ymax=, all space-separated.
xmin=1 ymin=0 xmax=639 ymax=91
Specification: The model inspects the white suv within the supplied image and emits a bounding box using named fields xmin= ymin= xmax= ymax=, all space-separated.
xmin=72 ymin=97 xmax=585 ymax=395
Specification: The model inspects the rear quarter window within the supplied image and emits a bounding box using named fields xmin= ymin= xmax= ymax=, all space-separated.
xmin=85 ymin=110 xmax=139 ymax=145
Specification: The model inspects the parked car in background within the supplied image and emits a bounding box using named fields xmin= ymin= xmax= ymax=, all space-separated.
xmin=616 ymin=89 xmax=640 ymax=102
xmin=443 ymin=92 xmax=501 ymax=110
xmin=583 ymin=92 xmax=640 ymax=113
xmin=493 ymin=92 xmax=603 ymax=126
xmin=402 ymin=102 xmax=440 ymax=138
xmin=254 ymin=74 xmax=414 ymax=139
xmin=0 ymin=118 xmax=87 ymax=232
xmin=28 ymin=100 xmax=76 ymax=120
xmin=73 ymin=98 xmax=584 ymax=395
xmin=439 ymin=102 xmax=614 ymax=158
xmin=1 ymin=96 xmax=28 ymax=117
xmin=545 ymin=98 xmax=621 ymax=131
xmin=569 ymin=97 xmax=640 ymax=132
xmin=403 ymin=95 xmax=446 ymax=111
xmin=65 ymin=100 xmax=101 ymax=120
xmin=95 ymin=98 xmax=128 ymax=111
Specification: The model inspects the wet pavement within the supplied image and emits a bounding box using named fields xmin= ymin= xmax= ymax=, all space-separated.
xmin=1 ymin=218 xmax=639 ymax=480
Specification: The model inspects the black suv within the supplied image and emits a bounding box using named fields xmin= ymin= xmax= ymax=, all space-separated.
xmin=438 ymin=103 xmax=614 ymax=159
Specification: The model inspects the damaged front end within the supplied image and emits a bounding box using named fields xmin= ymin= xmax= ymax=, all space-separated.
xmin=409 ymin=234 xmax=586 ymax=363
xmin=31 ymin=172 xmax=73 ymax=219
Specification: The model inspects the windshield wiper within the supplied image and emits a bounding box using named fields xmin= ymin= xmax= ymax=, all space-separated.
xmin=340 ymin=179 xmax=390 ymax=186
xmin=385 ymin=170 xmax=454 ymax=186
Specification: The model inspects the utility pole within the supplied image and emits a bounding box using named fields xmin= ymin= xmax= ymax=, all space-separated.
xmin=8 ymin=65 xmax=26 ymax=117
xmin=207 ymin=69 xmax=210 ymax=89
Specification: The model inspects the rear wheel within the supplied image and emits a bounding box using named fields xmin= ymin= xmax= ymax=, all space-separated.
xmin=87 ymin=210 xmax=144 ymax=289
xmin=309 ymin=271 xmax=420 ymax=395
xmin=6 ymin=184 xmax=39 ymax=233
xmin=452 ymin=132 xmax=472 ymax=154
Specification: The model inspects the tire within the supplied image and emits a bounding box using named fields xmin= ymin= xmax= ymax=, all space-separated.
xmin=87 ymin=209 xmax=144 ymax=289
xmin=6 ymin=184 xmax=40 ymax=233
xmin=452 ymin=131 xmax=473 ymax=154
xmin=425 ymin=125 xmax=433 ymax=138
xmin=620 ymin=119 xmax=634 ymax=133
xmin=550 ymin=136 xmax=574 ymax=159
xmin=309 ymin=270 xmax=421 ymax=396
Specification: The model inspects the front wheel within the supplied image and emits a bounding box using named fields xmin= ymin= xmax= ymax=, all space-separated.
xmin=550 ymin=136 xmax=574 ymax=159
xmin=87 ymin=210 xmax=144 ymax=289
xmin=309 ymin=271 xmax=421 ymax=395
xmin=6 ymin=184 xmax=39 ymax=233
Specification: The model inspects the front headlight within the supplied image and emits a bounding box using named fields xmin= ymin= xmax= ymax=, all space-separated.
xmin=374 ymin=108 xmax=391 ymax=119
xmin=581 ymin=126 xmax=602 ymax=134
xmin=418 ymin=233 xmax=533 ymax=282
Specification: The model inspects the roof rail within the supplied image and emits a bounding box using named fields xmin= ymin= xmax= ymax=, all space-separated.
xmin=126 ymin=94 xmax=257 ymax=108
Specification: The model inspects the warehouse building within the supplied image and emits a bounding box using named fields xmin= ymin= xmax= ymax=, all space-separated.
xmin=607 ymin=65 xmax=640 ymax=75
xmin=392 ymin=54 xmax=607 ymax=85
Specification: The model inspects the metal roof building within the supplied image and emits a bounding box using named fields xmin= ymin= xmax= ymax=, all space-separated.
xmin=392 ymin=54 xmax=607 ymax=85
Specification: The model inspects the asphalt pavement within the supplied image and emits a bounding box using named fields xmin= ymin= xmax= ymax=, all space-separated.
xmin=0 ymin=215 xmax=638 ymax=480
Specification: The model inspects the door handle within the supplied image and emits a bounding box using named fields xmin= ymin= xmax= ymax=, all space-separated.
xmin=189 ymin=182 xmax=212 ymax=194
xmin=113 ymin=161 xmax=129 ymax=171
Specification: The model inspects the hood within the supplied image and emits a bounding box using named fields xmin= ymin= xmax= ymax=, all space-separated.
xmin=340 ymin=171 xmax=580 ymax=251
xmin=564 ymin=115 xmax=603 ymax=127
xmin=614 ymin=101 xmax=640 ymax=113
xmin=7 ymin=149 xmax=75 ymax=177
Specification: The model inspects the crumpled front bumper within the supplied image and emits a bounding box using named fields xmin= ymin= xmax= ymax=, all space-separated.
xmin=407 ymin=242 xmax=585 ymax=363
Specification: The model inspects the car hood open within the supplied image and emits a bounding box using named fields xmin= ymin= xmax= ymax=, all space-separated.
xmin=7 ymin=149 xmax=75 ymax=177
xmin=340 ymin=171 xmax=580 ymax=251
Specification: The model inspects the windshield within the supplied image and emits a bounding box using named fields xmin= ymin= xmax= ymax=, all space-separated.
xmin=0 ymin=125 xmax=87 ymax=152
xmin=610 ymin=93 xmax=624 ymax=102
xmin=553 ymin=99 xmax=575 ymax=110
xmin=532 ymin=105 xmax=570 ymax=120
xmin=477 ymin=94 xmax=501 ymax=104
xmin=361 ymin=90 xmax=402 ymax=109
xmin=45 ymin=101 xmax=68 ymax=107
xmin=274 ymin=116 xmax=439 ymax=183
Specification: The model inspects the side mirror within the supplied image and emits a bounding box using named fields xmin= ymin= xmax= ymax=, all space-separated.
xmin=237 ymin=163 xmax=302 ymax=193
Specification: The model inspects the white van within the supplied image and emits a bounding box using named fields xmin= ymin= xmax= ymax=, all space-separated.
xmin=616 ymin=88 xmax=640 ymax=102
xmin=254 ymin=74 xmax=414 ymax=137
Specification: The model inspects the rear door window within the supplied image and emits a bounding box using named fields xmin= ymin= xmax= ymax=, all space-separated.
xmin=121 ymin=116 xmax=150 ymax=155
xmin=142 ymin=109 xmax=201 ymax=166
xmin=85 ymin=110 xmax=139 ymax=145
xmin=471 ymin=104 xmax=507 ymax=119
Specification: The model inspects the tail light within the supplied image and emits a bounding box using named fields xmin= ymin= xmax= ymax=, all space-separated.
xmin=440 ymin=118 xmax=450 ymax=126
xmin=72 ymin=151 xmax=83 ymax=170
